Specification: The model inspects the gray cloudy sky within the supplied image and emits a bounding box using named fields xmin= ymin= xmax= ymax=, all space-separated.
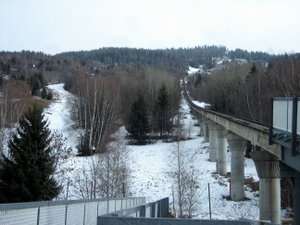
xmin=0 ymin=0 xmax=299 ymax=55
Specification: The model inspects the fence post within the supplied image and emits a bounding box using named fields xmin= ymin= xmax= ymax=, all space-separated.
xmin=36 ymin=207 xmax=40 ymax=225
xmin=83 ymin=203 xmax=86 ymax=225
xmin=64 ymin=204 xmax=68 ymax=225
xmin=97 ymin=201 xmax=99 ymax=217
xmin=208 ymin=183 xmax=212 ymax=219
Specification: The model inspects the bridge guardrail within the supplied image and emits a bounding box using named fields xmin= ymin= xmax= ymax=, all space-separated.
xmin=97 ymin=197 xmax=275 ymax=225
xmin=100 ymin=197 xmax=169 ymax=218
xmin=0 ymin=197 xmax=146 ymax=225
xmin=182 ymin=79 xmax=269 ymax=133
xmin=183 ymin=78 xmax=282 ymax=159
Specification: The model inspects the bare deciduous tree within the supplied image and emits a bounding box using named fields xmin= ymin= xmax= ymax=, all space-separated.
xmin=0 ymin=80 xmax=30 ymax=157
xmin=71 ymin=74 xmax=120 ymax=154
xmin=169 ymin=141 xmax=200 ymax=218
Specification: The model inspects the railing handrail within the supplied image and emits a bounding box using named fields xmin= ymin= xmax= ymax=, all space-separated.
xmin=183 ymin=79 xmax=269 ymax=134
xmin=0 ymin=197 xmax=145 ymax=211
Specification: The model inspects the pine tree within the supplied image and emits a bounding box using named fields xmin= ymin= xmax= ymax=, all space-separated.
xmin=127 ymin=94 xmax=149 ymax=144
xmin=41 ymin=87 xmax=47 ymax=99
xmin=77 ymin=130 xmax=93 ymax=156
xmin=155 ymin=83 xmax=171 ymax=137
xmin=0 ymin=106 xmax=61 ymax=203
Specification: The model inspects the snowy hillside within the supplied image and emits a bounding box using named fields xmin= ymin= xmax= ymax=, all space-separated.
xmin=44 ymin=83 xmax=260 ymax=220
xmin=44 ymin=84 xmax=79 ymax=153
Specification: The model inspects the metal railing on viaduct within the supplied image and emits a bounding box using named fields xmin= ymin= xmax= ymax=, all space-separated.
xmin=183 ymin=81 xmax=300 ymax=225
xmin=0 ymin=197 xmax=276 ymax=225
xmin=0 ymin=197 xmax=145 ymax=225
xmin=98 ymin=197 xmax=275 ymax=225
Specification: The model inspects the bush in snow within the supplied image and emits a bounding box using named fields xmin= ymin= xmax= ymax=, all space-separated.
xmin=72 ymin=136 xmax=129 ymax=199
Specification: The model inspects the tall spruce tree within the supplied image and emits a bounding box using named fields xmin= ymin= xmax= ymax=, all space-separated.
xmin=0 ymin=106 xmax=60 ymax=203
xmin=155 ymin=83 xmax=171 ymax=137
xmin=127 ymin=94 xmax=149 ymax=144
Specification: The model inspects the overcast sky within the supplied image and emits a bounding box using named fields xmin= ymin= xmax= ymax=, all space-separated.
xmin=0 ymin=0 xmax=299 ymax=55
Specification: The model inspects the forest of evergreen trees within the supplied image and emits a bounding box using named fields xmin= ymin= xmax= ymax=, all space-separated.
xmin=58 ymin=46 xmax=273 ymax=72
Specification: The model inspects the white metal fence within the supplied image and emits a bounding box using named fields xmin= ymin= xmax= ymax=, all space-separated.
xmin=101 ymin=197 xmax=169 ymax=218
xmin=273 ymin=97 xmax=300 ymax=135
xmin=0 ymin=197 xmax=146 ymax=225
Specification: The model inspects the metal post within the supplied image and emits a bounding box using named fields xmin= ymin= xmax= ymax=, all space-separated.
xmin=269 ymin=98 xmax=274 ymax=145
xmin=83 ymin=203 xmax=86 ymax=225
xmin=64 ymin=204 xmax=68 ymax=225
xmin=208 ymin=183 xmax=212 ymax=219
xmin=97 ymin=201 xmax=99 ymax=217
xmin=36 ymin=207 xmax=40 ymax=225
xmin=292 ymin=97 xmax=297 ymax=155
xmin=65 ymin=178 xmax=70 ymax=200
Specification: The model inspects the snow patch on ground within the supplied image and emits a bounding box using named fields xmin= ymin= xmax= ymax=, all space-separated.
xmin=188 ymin=66 xmax=203 ymax=75
xmin=192 ymin=100 xmax=211 ymax=109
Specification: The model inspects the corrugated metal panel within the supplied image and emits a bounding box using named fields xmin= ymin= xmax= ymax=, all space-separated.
xmin=66 ymin=204 xmax=84 ymax=225
xmin=97 ymin=201 xmax=108 ymax=216
xmin=121 ymin=199 xmax=126 ymax=209
xmin=0 ymin=197 xmax=146 ymax=225
xmin=273 ymin=100 xmax=292 ymax=132
xmin=145 ymin=206 xmax=151 ymax=217
xmin=115 ymin=200 xmax=122 ymax=211
xmin=39 ymin=205 xmax=65 ymax=225
xmin=84 ymin=202 xmax=97 ymax=225
xmin=108 ymin=200 xmax=115 ymax=213
xmin=0 ymin=208 xmax=37 ymax=225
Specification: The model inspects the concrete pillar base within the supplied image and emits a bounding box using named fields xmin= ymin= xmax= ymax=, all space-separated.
xmin=207 ymin=121 xmax=217 ymax=162
xmin=199 ymin=116 xmax=204 ymax=137
xmin=250 ymin=151 xmax=280 ymax=224
xmin=216 ymin=125 xmax=227 ymax=176
xmin=202 ymin=118 xmax=209 ymax=143
xmin=227 ymin=133 xmax=247 ymax=201
xmin=293 ymin=177 xmax=300 ymax=225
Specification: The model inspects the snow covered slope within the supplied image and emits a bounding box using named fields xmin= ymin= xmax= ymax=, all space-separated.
xmin=44 ymin=83 xmax=259 ymax=220
xmin=44 ymin=84 xmax=79 ymax=154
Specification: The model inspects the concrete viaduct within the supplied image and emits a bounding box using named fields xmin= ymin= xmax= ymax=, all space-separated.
xmin=183 ymin=86 xmax=300 ymax=225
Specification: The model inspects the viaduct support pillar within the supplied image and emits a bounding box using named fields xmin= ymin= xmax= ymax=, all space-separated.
xmin=250 ymin=151 xmax=281 ymax=224
xmin=293 ymin=177 xmax=300 ymax=225
xmin=207 ymin=120 xmax=217 ymax=162
xmin=216 ymin=125 xmax=227 ymax=176
xmin=281 ymin=165 xmax=300 ymax=225
xmin=227 ymin=133 xmax=247 ymax=201
xmin=198 ymin=116 xmax=204 ymax=137
xmin=201 ymin=118 xmax=209 ymax=143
